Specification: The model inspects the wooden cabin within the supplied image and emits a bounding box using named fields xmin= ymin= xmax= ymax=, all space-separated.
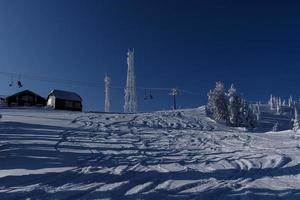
xmin=47 ymin=89 xmax=82 ymax=111
xmin=6 ymin=90 xmax=46 ymax=107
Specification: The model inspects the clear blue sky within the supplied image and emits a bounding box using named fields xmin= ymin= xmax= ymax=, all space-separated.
xmin=0 ymin=0 xmax=300 ymax=112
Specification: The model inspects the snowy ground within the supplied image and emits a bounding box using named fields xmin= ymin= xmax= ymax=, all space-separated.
xmin=0 ymin=106 xmax=300 ymax=199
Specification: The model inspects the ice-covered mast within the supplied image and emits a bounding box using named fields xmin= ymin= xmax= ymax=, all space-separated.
xmin=104 ymin=74 xmax=111 ymax=112
xmin=124 ymin=49 xmax=137 ymax=113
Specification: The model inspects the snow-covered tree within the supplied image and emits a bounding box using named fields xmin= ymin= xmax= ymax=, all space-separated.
xmin=273 ymin=121 xmax=279 ymax=132
xmin=279 ymin=97 xmax=282 ymax=105
xmin=276 ymin=98 xmax=282 ymax=114
xmin=288 ymin=96 xmax=293 ymax=107
xmin=240 ymin=101 xmax=256 ymax=128
xmin=254 ymin=102 xmax=261 ymax=121
xmin=227 ymin=84 xmax=244 ymax=126
xmin=283 ymin=100 xmax=286 ymax=106
xmin=206 ymin=82 xmax=256 ymax=128
xmin=292 ymin=107 xmax=300 ymax=132
xmin=269 ymin=94 xmax=278 ymax=110
xmin=206 ymin=82 xmax=229 ymax=124
xmin=269 ymin=94 xmax=274 ymax=109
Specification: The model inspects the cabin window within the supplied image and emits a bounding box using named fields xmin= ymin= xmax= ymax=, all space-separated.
xmin=65 ymin=101 xmax=73 ymax=108
xmin=74 ymin=102 xmax=81 ymax=109
xmin=22 ymin=96 xmax=33 ymax=102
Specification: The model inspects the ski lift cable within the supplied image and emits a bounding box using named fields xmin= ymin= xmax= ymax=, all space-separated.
xmin=0 ymin=71 xmax=171 ymax=90
xmin=0 ymin=71 xmax=132 ymax=89
xmin=137 ymin=86 xmax=170 ymax=91
xmin=0 ymin=71 xmax=103 ymax=86
xmin=0 ymin=71 xmax=202 ymax=96
xmin=180 ymin=89 xmax=202 ymax=96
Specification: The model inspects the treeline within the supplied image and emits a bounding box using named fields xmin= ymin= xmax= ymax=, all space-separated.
xmin=205 ymin=82 xmax=300 ymax=132
xmin=206 ymin=82 xmax=256 ymax=128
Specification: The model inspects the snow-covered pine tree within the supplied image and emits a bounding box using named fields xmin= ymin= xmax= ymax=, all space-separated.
xmin=206 ymin=82 xmax=256 ymax=128
xmin=206 ymin=90 xmax=214 ymax=117
xmin=255 ymin=102 xmax=261 ymax=121
xmin=227 ymin=84 xmax=243 ymax=126
xmin=270 ymin=95 xmax=277 ymax=110
xmin=269 ymin=94 xmax=273 ymax=109
xmin=273 ymin=121 xmax=279 ymax=132
xmin=240 ymin=101 xmax=256 ymax=128
xmin=292 ymin=107 xmax=300 ymax=132
xmin=276 ymin=98 xmax=281 ymax=114
xmin=279 ymin=97 xmax=282 ymax=107
xmin=206 ymin=82 xmax=229 ymax=124
xmin=289 ymin=96 xmax=293 ymax=107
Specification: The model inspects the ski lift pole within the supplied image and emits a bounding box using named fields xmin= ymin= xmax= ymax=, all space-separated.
xmin=169 ymin=88 xmax=178 ymax=110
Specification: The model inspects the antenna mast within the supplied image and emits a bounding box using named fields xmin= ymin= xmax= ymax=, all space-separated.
xmin=124 ymin=49 xmax=137 ymax=113
xmin=104 ymin=74 xmax=111 ymax=112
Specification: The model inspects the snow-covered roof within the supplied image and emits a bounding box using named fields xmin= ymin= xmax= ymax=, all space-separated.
xmin=48 ymin=90 xmax=82 ymax=101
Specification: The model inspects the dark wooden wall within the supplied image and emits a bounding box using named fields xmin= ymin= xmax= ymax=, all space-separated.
xmin=54 ymin=98 xmax=82 ymax=111
xmin=6 ymin=91 xmax=46 ymax=107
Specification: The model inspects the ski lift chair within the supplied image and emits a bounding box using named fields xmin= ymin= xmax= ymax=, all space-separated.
xmin=17 ymin=81 xmax=23 ymax=88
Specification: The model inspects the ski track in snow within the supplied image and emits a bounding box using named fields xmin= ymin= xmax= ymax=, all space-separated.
xmin=0 ymin=107 xmax=300 ymax=199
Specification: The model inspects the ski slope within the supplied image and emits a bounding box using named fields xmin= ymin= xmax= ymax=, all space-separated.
xmin=0 ymin=106 xmax=300 ymax=199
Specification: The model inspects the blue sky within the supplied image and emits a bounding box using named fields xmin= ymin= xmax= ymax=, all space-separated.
xmin=0 ymin=0 xmax=300 ymax=112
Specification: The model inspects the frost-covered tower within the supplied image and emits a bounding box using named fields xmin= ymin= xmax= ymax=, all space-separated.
xmin=124 ymin=49 xmax=137 ymax=113
xmin=104 ymin=74 xmax=111 ymax=112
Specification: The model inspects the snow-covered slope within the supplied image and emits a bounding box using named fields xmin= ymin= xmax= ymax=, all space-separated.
xmin=0 ymin=107 xmax=300 ymax=199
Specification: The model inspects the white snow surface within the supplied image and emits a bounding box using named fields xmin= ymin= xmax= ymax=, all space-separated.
xmin=0 ymin=106 xmax=300 ymax=199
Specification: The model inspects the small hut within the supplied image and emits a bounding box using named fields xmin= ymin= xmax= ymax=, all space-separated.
xmin=6 ymin=90 xmax=46 ymax=107
xmin=47 ymin=89 xmax=82 ymax=111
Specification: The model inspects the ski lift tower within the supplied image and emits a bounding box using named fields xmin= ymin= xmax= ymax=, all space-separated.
xmin=124 ymin=49 xmax=137 ymax=113
xmin=169 ymin=88 xmax=179 ymax=110
xmin=104 ymin=74 xmax=111 ymax=112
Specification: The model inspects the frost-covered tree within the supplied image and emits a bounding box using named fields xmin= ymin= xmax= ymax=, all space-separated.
xmin=269 ymin=94 xmax=274 ymax=110
xmin=227 ymin=84 xmax=243 ymax=126
xmin=276 ymin=98 xmax=281 ymax=114
xmin=288 ymin=96 xmax=293 ymax=107
xmin=279 ymin=97 xmax=282 ymax=106
xmin=292 ymin=107 xmax=300 ymax=132
xmin=206 ymin=82 xmax=229 ymax=124
xmin=269 ymin=94 xmax=278 ymax=110
xmin=273 ymin=121 xmax=279 ymax=132
xmin=240 ymin=101 xmax=256 ymax=128
xmin=206 ymin=82 xmax=256 ymax=128
xmin=283 ymin=100 xmax=286 ymax=106
xmin=253 ymin=102 xmax=261 ymax=121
